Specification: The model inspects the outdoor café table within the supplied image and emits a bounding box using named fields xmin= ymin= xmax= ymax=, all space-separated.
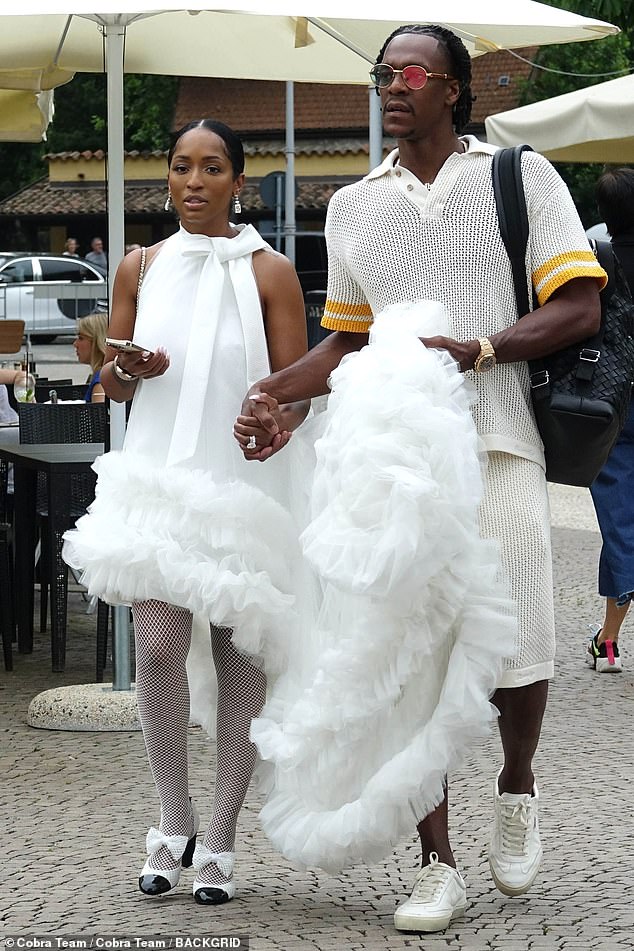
xmin=0 ymin=421 xmax=19 ymax=451
xmin=0 ymin=441 xmax=104 ymax=671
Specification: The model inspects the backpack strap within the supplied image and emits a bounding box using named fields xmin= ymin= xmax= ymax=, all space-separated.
xmin=491 ymin=144 xmax=534 ymax=319
xmin=591 ymin=238 xmax=614 ymax=304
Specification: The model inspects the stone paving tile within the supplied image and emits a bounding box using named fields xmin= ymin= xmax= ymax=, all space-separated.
xmin=1 ymin=484 xmax=633 ymax=950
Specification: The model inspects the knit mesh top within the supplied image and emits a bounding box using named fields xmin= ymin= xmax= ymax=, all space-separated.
xmin=321 ymin=136 xmax=607 ymax=465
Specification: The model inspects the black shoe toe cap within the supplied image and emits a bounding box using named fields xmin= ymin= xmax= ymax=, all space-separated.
xmin=139 ymin=873 xmax=173 ymax=896
xmin=193 ymin=886 xmax=232 ymax=905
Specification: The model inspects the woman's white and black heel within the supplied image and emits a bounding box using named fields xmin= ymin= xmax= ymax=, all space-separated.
xmin=139 ymin=802 xmax=200 ymax=896
xmin=192 ymin=845 xmax=236 ymax=905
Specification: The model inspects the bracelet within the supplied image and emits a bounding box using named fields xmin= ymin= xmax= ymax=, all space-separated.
xmin=112 ymin=354 xmax=137 ymax=383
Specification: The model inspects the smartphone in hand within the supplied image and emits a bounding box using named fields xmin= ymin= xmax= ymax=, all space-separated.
xmin=105 ymin=338 xmax=151 ymax=355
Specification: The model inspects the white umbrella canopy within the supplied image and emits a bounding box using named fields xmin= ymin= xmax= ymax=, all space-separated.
xmin=0 ymin=1 xmax=619 ymax=88
xmin=485 ymin=72 xmax=634 ymax=163
xmin=0 ymin=1 xmax=618 ymax=688
xmin=0 ymin=89 xmax=54 ymax=142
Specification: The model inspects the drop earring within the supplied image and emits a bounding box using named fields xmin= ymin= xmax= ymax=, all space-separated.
xmin=232 ymin=193 xmax=242 ymax=215
xmin=164 ymin=191 xmax=172 ymax=212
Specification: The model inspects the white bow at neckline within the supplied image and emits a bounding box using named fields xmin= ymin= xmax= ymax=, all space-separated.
xmin=166 ymin=225 xmax=272 ymax=467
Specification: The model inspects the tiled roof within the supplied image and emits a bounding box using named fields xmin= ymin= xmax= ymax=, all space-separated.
xmin=174 ymin=48 xmax=536 ymax=133
xmin=41 ymin=138 xmax=369 ymax=164
xmin=244 ymin=138 xmax=369 ymax=156
xmin=0 ymin=175 xmax=356 ymax=216
xmin=43 ymin=149 xmax=166 ymax=162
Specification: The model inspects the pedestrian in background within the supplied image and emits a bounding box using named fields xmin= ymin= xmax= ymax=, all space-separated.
xmin=85 ymin=236 xmax=108 ymax=276
xmin=586 ymin=166 xmax=634 ymax=673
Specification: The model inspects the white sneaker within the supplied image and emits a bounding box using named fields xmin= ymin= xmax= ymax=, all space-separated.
xmin=394 ymin=852 xmax=467 ymax=933
xmin=488 ymin=769 xmax=542 ymax=896
xmin=586 ymin=627 xmax=623 ymax=673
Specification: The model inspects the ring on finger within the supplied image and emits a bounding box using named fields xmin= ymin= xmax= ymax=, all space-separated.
xmin=247 ymin=435 xmax=257 ymax=450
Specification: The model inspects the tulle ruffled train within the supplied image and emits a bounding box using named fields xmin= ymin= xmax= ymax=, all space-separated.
xmin=249 ymin=303 xmax=516 ymax=871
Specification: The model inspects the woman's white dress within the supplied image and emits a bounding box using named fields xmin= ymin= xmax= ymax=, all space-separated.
xmin=63 ymin=231 xmax=516 ymax=874
xmin=64 ymin=225 xmax=302 ymax=674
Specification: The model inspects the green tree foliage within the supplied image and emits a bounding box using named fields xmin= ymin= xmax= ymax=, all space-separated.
xmin=523 ymin=0 xmax=633 ymax=224
xmin=0 ymin=142 xmax=44 ymax=206
xmin=0 ymin=73 xmax=178 ymax=201
xmin=46 ymin=73 xmax=178 ymax=153
xmin=579 ymin=0 xmax=634 ymax=33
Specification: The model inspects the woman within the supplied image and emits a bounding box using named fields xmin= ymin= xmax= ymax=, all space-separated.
xmin=63 ymin=237 xmax=79 ymax=257
xmin=63 ymin=119 xmax=309 ymax=904
xmin=73 ymin=312 xmax=108 ymax=402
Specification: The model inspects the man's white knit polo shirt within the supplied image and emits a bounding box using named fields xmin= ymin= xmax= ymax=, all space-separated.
xmin=322 ymin=136 xmax=606 ymax=467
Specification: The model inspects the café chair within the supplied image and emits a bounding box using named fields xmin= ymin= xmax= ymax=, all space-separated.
xmin=0 ymin=519 xmax=13 ymax=671
xmin=0 ymin=319 xmax=25 ymax=355
xmin=0 ymin=458 xmax=13 ymax=671
xmin=34 ymin=380 xmax=85 ymax=403
xmin=17 ymin=401 xmax=108 ymax=673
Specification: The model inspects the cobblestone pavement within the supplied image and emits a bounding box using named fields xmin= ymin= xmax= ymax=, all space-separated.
xmin=1 ymin=484 xmax=633 ymax=950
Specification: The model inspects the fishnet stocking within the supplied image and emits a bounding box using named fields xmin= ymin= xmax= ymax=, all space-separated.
xmin=133 ymin=599 xmax=194 ymax=873
xmin=133 ymin=603 xmax=267 ymax=886
xmin=197 ymin=625 xmax=267 ymax=888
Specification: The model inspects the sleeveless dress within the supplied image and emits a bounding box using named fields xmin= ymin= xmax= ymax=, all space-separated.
xmin=63 ymin=233 xmax=517 ymax=874
xmin=63 ymin=224 xmax=303 ymax=677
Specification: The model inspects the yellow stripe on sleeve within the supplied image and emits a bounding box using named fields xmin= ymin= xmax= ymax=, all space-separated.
xmin=322 ymin=298 xmax=373 ymax=333
xmin=532 ymin=251 xmax=607 ymax=306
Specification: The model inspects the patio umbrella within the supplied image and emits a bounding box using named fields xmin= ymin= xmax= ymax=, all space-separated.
xmin=0 ymin=2 xmax=618 ymax=83
xmin=0 ymin=89 xmax=54 ymax=142
xmin=0 ymin=1 xmax=618 ymax=691
xmin=485 ymin=72 xmax=634 ymax=162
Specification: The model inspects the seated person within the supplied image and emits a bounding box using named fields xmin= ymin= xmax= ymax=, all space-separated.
xmin=73 ymin=313 xmax=108 ymax=403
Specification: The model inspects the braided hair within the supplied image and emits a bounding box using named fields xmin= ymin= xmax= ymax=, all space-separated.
xmin=375 ymin=24 xmax=474 ymax=133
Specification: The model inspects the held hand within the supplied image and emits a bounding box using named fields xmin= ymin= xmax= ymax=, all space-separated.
xmin=233 ymin=412 xmax=292 ymax=461
xmin=240 ymin=391 xmax=281 ymax=436
xmin=116 ymin=346 xmax=170 ymax=380
xmin=249 ymin=430 xmax=292 ymax=461
xmin=419 ymin=336 xmax=480 ymax=372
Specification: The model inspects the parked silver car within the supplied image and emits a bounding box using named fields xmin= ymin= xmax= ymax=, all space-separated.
xmin=0 ymin=252 xmax=107 ymax=343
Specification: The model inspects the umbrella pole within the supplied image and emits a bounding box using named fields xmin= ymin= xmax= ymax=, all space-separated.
xmin=105 ymin=17 xmax=132 ymax=692
xmin=284 ymin=80 xmax=295 ymax=265
xmin=369 ymin=86 xmax=382 ymax=170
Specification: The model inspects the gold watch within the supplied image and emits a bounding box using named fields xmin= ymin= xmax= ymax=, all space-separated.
xmin=473 ymin=337 xmax=497 ymax=373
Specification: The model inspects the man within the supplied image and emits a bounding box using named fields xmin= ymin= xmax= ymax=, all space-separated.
xmin=238 ymin=24 xmax=605 ymax=934
xmin=85 ymin=236 xmax=108 ymax=276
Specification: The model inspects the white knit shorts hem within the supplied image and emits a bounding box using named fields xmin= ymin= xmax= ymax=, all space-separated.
xmin=496 ymin=659 xmax=554 ymax=689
